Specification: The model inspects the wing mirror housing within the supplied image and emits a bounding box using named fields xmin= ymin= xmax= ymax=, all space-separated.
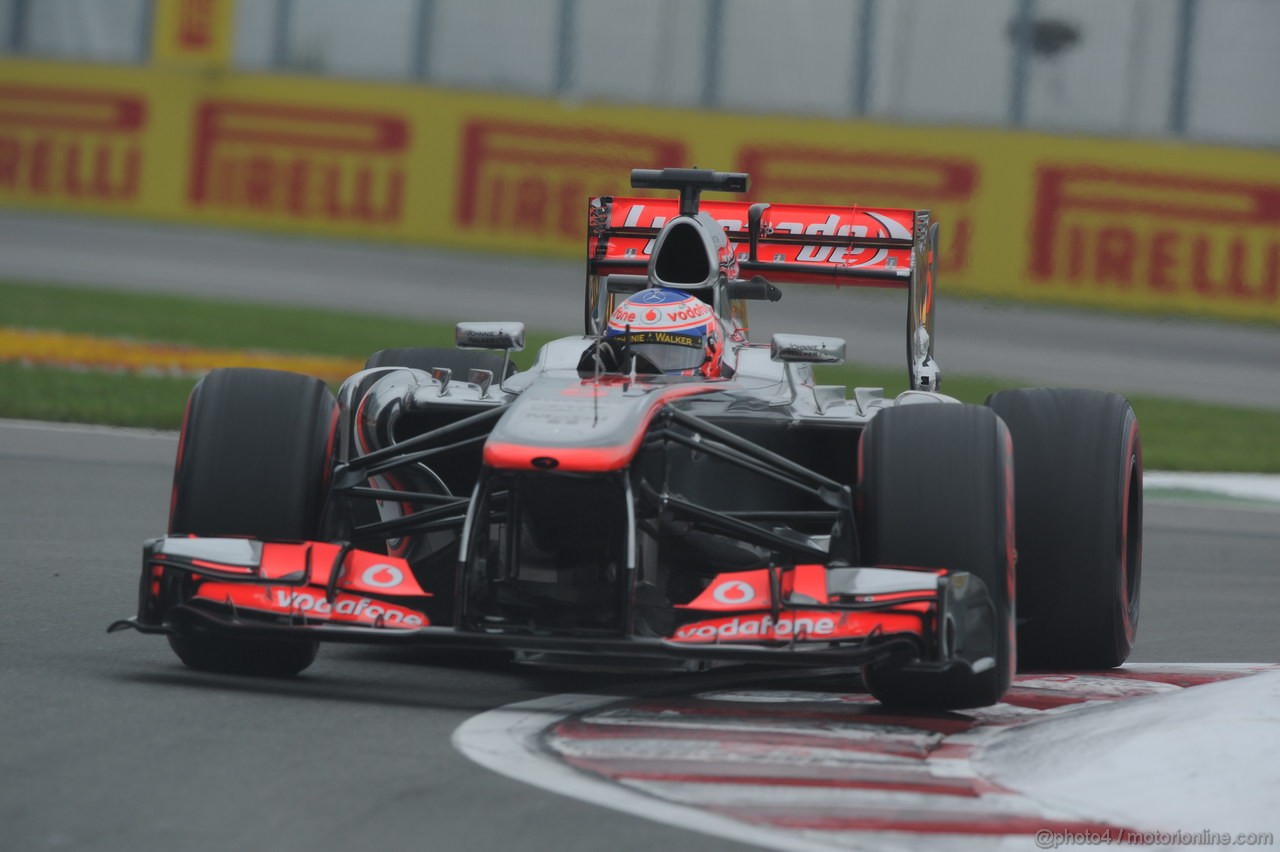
xmin=770 ymin=333 xmax=846 ymax=365
xmin=456 ymin=322 xmax=525 ymax=352
xmin=456 ymin=322 xmax=525 ymax=395
xmin=727 ymin=275 xmax=782 ymax=302
xmin=769 ymin=333 xmax=847 ymax=411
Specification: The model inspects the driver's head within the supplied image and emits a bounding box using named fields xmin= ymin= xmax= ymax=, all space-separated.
xmin=606 ymin=288 xmax=725 ymax=377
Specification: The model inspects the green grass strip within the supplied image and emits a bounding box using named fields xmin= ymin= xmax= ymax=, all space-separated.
xmin=0 ymin=363 xmax=197 ymax=430
xmin=3 ymin=280 xmax=1278 ymax=472
xmin=814 ymin=363 xmax=1280 ymax=472
xmin=0 ymin=279 xmax=469 ymax=358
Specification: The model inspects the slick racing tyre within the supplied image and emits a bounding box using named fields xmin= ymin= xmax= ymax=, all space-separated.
xmin=167 ymin=368 xmax=336 ymax=677
xmin=987 ymin=388 xmax=1142 ymax=669
xmin=365 ymin=347 xmax=515 ymax=379
xmin=858 ymin=403 xmax=1015 ymax=710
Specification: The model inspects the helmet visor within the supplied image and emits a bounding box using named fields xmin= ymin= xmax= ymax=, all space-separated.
xmin=611 ymin=330 xmax=707 ymax=372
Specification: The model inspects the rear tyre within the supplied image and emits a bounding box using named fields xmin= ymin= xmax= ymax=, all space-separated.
xmin=167 ymin=368 xmax=336 ymax=677
xmin=858 ymin=403 xmax=1015 ymax=710
xmin=987 ymin=388 xmax=1142 ymax=669
xmin=365 ymin=347 xmax=515 ymax=379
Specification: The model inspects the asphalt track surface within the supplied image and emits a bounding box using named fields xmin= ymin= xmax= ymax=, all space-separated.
xmin=4 ymin=420 xmax=1279 ymax=851
xmin=2 ymin=210 xmax=1279 ymax=410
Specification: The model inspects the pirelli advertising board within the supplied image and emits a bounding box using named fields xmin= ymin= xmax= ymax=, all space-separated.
xmin=1 ymin=53 xmax=1278 ymax=323
xmin=151 ymin=0 xmax=235 ymax=69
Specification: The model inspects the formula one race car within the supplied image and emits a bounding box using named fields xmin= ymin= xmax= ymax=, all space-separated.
xmin=112 ymin=168 xmax=1143 ymax=709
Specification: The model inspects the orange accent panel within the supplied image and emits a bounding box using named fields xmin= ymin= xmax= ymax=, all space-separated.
xmin=483 ymin=383 xmax=721 ymax=472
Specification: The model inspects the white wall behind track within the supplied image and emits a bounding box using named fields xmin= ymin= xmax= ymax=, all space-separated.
xmin=3 ymin=0 xmax=1277 ymax=146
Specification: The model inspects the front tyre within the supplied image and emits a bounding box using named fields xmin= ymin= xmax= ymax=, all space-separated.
xmin=858 ymin=403 xmax=1016 ymax=710
xmin=167 ymin=368 xmax=336 ymax=677
xmin=987 ymin=388 xmax=1142 ymax=669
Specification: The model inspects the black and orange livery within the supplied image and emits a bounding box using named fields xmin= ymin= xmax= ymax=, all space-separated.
xmin=114 ymin=169 xmax=1143 ymax=709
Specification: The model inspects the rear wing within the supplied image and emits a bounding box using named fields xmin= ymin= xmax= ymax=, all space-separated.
xmin=589 ymin=196 xmax=919 ymax=286
xmin=585 ymin=188 xmax=942 ymax=391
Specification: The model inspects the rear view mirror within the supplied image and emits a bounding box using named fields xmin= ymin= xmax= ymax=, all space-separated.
xmin=727 ymin=276 xmax=782 ymax=302
xmin=456 ymin=322 xmax=525 ymax=352
xmin=770 ymin=333 xmax=846 ymax=365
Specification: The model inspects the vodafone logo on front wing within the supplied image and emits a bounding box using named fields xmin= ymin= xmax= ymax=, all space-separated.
xmin=361 ymin=563 xmax=405 ymax=589
xmin=272 ymin=590 xmax=424 ymax=627
xmin=339 ymin=551 xmax=425 ymax=595
xmin=712 ymin=580 xmax=756 ymax=605
xmin=192 ymin=581 xmax=428 ymax=629
xmin=675 ymin=614 xmax=836 ymax=641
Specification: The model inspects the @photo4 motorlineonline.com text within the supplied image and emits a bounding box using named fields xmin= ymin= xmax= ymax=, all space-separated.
xmin=1035 ymin=829 xmax=1275 ymax=848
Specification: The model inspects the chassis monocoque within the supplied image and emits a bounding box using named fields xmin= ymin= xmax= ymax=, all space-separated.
xmin=113 ymin=169 xmax=1143 ymax=710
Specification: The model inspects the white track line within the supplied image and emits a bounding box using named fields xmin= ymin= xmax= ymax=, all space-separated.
xmin=1144 ymin=472 xmax=1280 ymax=504
xmin=0 ymin=418 xmax=177 ymax=440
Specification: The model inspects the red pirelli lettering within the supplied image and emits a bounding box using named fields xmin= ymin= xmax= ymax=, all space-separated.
xmin=0 ymin=85 xmax=146 ymax=201
xmin=1029 ymin=166 xmax=1280 ymax=303
xmin=187 ymin=101 xmax=410 ymax=224
xmin=177 ymin=0 xmax=217 ymax=49
xmin=0 ymin=85 xmax=146 ymax=132
xmin=455 ymin=119 xmax=685 ymax=239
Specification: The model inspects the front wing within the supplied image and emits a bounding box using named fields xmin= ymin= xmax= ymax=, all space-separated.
xmin=112 ymin=536 xmax=1000 ymax=675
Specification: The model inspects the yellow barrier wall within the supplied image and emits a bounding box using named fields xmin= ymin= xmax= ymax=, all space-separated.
xmin=1 ymin=56 xmax=1278 ymax=322
xmin=151 ymin=0 xmax=235 ymax=70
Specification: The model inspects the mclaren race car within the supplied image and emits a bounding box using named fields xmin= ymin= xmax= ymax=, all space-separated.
xmin=112 ymin=168 xmax=1143 ymax=709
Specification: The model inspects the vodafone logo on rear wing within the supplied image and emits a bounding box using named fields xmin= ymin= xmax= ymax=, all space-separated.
xmin=597 ymin=197 xmax=916 ymax=279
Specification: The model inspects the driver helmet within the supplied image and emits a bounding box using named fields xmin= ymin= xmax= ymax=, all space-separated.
xmin=605 ymin=288 xmax=725 ymax=377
